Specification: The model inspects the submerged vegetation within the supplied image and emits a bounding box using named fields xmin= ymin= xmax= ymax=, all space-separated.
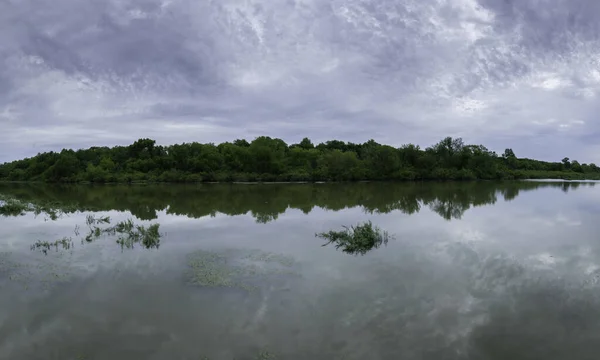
xmin=0 ymin=251 xmax=73 ymax=290
xmin=1 ymin=136 xmax=599 ymax=183
xmin=187 ymin=249 xmax=298 ymax=292
xmin=317 ymin=221 xmax=391 ymax=255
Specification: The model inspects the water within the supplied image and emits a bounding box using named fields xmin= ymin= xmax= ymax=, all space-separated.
xmin=1 ymin=181 xmax=600 ymax=360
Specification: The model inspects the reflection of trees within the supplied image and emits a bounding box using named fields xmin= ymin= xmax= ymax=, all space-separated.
xmin=0 ymin=181 xmax=595 ymax=223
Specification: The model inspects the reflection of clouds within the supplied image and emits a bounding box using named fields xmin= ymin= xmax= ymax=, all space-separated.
xmin=555 ymin=213 xmax=582 ymax=226
xmin=527 ymin=252 xmax=560 ymax=269
xmin=528 ymin=213 xmax=582 ymax=228
xmin=299 ymin=235 xmax=600 ymax=359
xmin=449 ymin=225 xmax=487 ymax=244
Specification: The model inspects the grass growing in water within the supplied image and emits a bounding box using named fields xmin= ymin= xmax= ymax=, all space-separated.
xmin=26 ymin=214 xmax=162 ymax=253
xmin=115 ymin=222 xmax=161 ymax=249
xmin=316 ymin=220 xmax=391 ymax=255
xmin=31 ymin=237 xmax=74 ymax=255
xmin=79 ymin=217 xmax=161 ymax=249
xmin=85 ymin=214 xmax=110 ymax=226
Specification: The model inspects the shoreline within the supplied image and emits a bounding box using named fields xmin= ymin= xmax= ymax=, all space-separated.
xmin=0 ymin=178 xmax=599 ymax=186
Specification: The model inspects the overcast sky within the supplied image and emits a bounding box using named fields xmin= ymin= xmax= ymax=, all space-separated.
xmin=1 ymin=0 xmax=600 ymax=164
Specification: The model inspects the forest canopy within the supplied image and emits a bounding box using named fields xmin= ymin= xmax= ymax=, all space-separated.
xmin=0 ymin=136 xmax=598 ymax=183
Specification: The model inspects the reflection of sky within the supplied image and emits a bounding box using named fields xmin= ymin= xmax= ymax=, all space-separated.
xmin=2 ymin=183 xmax=600 ymax=275
xmin=2 ymin=184 xmax=600 ymax=358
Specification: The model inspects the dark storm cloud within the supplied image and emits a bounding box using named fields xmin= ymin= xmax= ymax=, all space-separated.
xmin=1 ymin=0 xmax=600 ymax=163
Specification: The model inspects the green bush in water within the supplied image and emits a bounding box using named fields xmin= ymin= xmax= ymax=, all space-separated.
xmin=316 ymin=220 xmax=391 ymax=255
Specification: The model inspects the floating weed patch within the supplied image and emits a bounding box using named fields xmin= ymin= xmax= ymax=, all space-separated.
xmin=316 ymin=220 xmax=392 ymax=255
xmin=188 ymin=251 xmax=237 ymax=288
xmin=31 ymin=237 xmax=74 ymax=255
xmin=0 ymin=252 xmax=73 ymax=291
xmin=187 ymin=249 xmax=299 ymax=293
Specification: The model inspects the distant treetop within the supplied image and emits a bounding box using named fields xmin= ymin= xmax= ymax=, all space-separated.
xmin=0 ymin=136 xmax=597 ymax=183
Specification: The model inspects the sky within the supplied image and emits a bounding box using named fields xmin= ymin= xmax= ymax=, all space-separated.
xmin=1 ymin=0 xmax=600 ymax=164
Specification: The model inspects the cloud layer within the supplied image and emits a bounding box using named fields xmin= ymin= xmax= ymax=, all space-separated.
xmin=1 ymin=0 xmax=600 ymax=163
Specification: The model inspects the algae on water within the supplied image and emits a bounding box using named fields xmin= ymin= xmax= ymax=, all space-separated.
xmin=0 ymin=252 xmax=73 ymax=290
xmin=316 ymin=220 xmax=391 ymax=255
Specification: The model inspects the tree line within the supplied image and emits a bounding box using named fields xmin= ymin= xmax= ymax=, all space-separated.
xmin=1 ymin=136 xmax=599 ymax=183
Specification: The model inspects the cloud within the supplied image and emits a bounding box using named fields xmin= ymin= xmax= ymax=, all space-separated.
xmin=1 ymin=0 xmax=600 ymax=163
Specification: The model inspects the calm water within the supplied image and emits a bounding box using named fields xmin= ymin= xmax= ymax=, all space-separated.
xmin=1 ymin=181 xmax=600 ymax=360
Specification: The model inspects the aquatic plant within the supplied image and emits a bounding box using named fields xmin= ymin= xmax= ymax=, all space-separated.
xmin=188 ymin=251 xmax=237 ymax=288
xmin=30 ymin=237 xmax=74 ymax=255
xmin=84 ymin=227 xmax=101 ymax=243
xmin=85 ymin=214 xmax=110 ymax=226
xmin=79 ymin=216 xmax=162 ymax=249
xmin=27 ymin=213 xmax=162 ymax=253
xmin=316 ymin=220 xmax=391 ymax=255
xmin=115 ymin=222 xmax=161 ymax=249
xmin=187 ymin=249 xmax=298 ymax=292
xmin=113 ymin=218 xmax=134 ymax=233
xmin=0 ymin=251 xmax=73 ymax=291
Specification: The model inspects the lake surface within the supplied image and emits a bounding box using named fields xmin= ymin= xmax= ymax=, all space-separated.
xmin=1 ymin=181 xmax=600 ymax=360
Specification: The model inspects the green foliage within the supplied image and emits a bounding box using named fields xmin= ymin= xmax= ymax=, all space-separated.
xmin=316 ymin=220 xmax=391 ymax=255
xmin=30 ymin=237 xmax=74 ymax=255
xmin=82 ymin=217 xmax=162 ymax=249
xmin=0 ymin=136 xmax=598 ymax=183
xmin=115 ymin=222 xmax=161 ymax=249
